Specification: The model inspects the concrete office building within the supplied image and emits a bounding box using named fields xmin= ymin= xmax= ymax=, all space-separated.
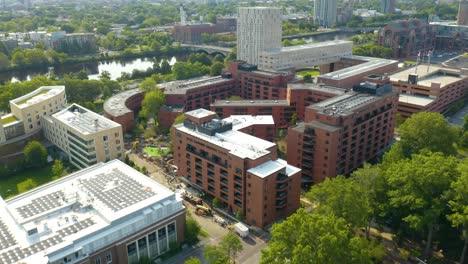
xmin=0 ymin=86 xmax=67 ymax=143
xmin=288 ymin=77 xmax=398 ymax=183
xmin=172 ymin=109 xmax=301 ymax=228
xmin=314 ymin=0 xmax=337 ymax=27
xmin=237 ymin=7 xmax=283 ymax=66
xmin=389 ymin=65 xmax=468 ymax=118
xmin=0 ymin=160 xmax=185 ymax=264
xmin=381 ymin=0 xmax=396 ymax=14
xmin=258 ymin=41 xmax=353 ymax=70
xmin=459 ymin=0 xmax=468 ymax=26
xmin=43 ymin=104 xmax=124 ymax=169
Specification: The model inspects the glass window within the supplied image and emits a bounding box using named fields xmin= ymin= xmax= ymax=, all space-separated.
xmin=105 ymin=252 xmax=112 ymax=263
xmin=95 ymin=257 xmax=101 ymax=264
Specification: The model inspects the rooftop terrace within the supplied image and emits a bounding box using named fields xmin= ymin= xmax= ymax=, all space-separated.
xmin=389 ymin=65 xmax=465 ymax=87
xmin=11 ymin=86 xmax=65 ymax=108
xmin=160 ymin=76 xmax=233 ymax=95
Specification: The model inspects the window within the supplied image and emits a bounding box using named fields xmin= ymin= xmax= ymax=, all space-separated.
xmin=95 ymin=257 xmax=101 ymax=264
xmin=105 ymin=252 xmax=112 ymax=263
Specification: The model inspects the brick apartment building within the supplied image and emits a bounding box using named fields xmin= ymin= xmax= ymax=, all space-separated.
xmin=104 ymin=89 xmax=144 ymax=132
xmin=389 ymin=65 xmax=468 ymax=118
xmin=227 ymin=61 xmax=298 ymax=100
xmin=287 ymin=77 xmax=398 ymax=183
xmin=172 ymin=109 xmax=301 ymax=228
xmin=172 ymin=24 xmax=217 ymax=44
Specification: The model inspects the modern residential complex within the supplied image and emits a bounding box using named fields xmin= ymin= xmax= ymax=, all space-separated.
xmin=172 ymin=109 xmax=301 ymax=228
xmin=314 ymin=0 xmax=337 ymax=27
xmin=236 ymin=7 xmax=352 ymax=70
xmin=388 ymin=65 xmax=468 ymax=118
xmin=0 ymin=160 xmax=185 ymax=264
xmin=431 ymin=21 xmax=468 ymax=51
xmin=0 ymin=86 xmax=67 ymax=143
xmin=43 ymin=104 xmax=125 ymax=169
xmin=288 ymin=77 xmax=398 ymax=183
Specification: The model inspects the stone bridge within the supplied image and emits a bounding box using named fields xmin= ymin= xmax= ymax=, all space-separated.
xmin=180 ymin=44 xmax=232 ymax=56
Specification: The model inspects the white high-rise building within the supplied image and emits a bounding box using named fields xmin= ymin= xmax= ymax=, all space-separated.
xmin=237 ymin=7 xmax=282 ymax=66
xmin=314 ymin=0 xmax=337 ymax=27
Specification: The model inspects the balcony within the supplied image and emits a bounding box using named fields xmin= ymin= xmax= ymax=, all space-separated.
xmin=221 ymin=178 xmax=228 ymax=184
xmin=234 ymin=192 xmax=242 ymax=199
xmin=275 ymin=200 xmax=287 ymax=208
xmin=276 ymin=173 xmax=288 ymax=182
xmin=276 ymin=191 xmax=287 ymax=198
xmin=303 ymin=146 xmax=314 ymax=152
xmin=207 ymin=163 xmax=215 ymax=170
xmin=195 ymin=165 xmax=202 ymax=171
xmin=234 ymin=200 xmax=242 ymax=207
xmin=221 ymin=186 xmax=228 ymax=192
xmin=208 ymin=179 xmax=215 ymax=185
xmin=235 ymin=176 xmax=242 ymax=183
xmin=208 ymin=171 xmax=215 ymax=178
xmin=234 ymin=184 xmax=242 ymax=191
xmin=220 ymin=169 xmax=228 ymax=176
xmin=276 ymin=183 xmax=288 ymax=190
xmin=221 ymin=193 xmax=228 ymax=200
xmin=304 ymin=136 xmax=315 ymax=143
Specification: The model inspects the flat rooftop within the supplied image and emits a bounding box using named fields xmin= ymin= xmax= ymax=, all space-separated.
xmin=288 ymin=83 xmax=347 ymax=95
xmin=53 ymin=104 xmax=121 ymax=135
xmin=103 ymin=89 xmax=143 ymax=116
xmin=160 ymin=76 xmax=233 ymax=95
xmin=176 ymin=119 xmax=276 ymax=159
xmin=223 ymin=115 xmax=275 ymax=130
xmin=186 ymin=108 xmax=216 ymax=119
xmin=263 ymin=40 xmax=352 ymax=53
xmin=247 ymin=159 xmax=301 ymax=178
xmin=10 ymin=86 xmax=65 ymax=108
xmin=399 ymin=94 xmax=435 ymax=107
xmin=212 ymin=99 xmax=289 ymax=107
xmin=0 ymin=160 xmax=182 ymax=264
xmin=389 ymin=65 xmax=465 ymax=87
xmin=319 ymin=56 xmax=398 ymax=81
xmin=290 ymin=121 xmax=340 ymax=133
xmin=309 ymin=91 xmax=383 ymax=116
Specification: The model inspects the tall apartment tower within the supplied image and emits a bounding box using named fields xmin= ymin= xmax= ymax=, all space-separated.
xmin=314 ymin=0 xmax=337 ymax=27
xmin=237 ymin=7 xmax=282 ymax=66
xmin=458 ymin=0 xmax=468 ymax=26
xmin=381 ymin=0 xmax=395 ymax=14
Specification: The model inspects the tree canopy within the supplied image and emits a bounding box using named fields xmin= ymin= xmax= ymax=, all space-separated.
xmin=24 ymin=141 xmax=48 ymax=168
xmin=139 ymin=88 xmax=165 ymax=120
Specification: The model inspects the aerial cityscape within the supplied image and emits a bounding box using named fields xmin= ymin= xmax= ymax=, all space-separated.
xmin=0 ymin=0 xmax=466 ymax=263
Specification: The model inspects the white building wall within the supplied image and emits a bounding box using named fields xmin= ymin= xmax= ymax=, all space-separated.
xmin=259 ymin=41 xmax=353 ymax=70
xmin=237 ymin=7 xmax=283 ymax=66
xmin=314 ymin=0 xmax=337 ymax=27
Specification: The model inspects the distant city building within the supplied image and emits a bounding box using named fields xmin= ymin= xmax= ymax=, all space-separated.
xmin=237 ymin=7 xmax=283 ymax=66
xmin=43 ymin=104 xmax=124 ymax=169
xmin=431 ymin=21 xmax=468 ymax=51
xmin=459 ymin=0 xmax=468 ymax=26
xmin=314 ymin=0 xmax=337 ymax=27
xmin=173 ymin=109 xmax=301 ymax=228
xmin=389 ymin=65 xmax=468 ymax=118
xmin=172 ymin=24 xmax=217 ymax=44
xmin=381 ymin=0 xmax=396 ymax=14
xmin=216 ymin=17 xmax=237 ymax=32
xmin=288 ymin=76 xmax=398 ymax=183
xmin=377 ymin=19 xmax=434 ymax=59
xmin=0 ymin=160 xmax=185 ymax=264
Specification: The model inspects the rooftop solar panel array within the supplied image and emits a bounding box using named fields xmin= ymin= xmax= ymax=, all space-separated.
xmin=16 ymin=191 xmax=65 ymax=219
xmin=0 ymin=220 xmax=17 ymax=251
xmin=0 ymin=218 xmax=95 ymax=264
xmin=81 ymin=168 xmax=155 ymax=212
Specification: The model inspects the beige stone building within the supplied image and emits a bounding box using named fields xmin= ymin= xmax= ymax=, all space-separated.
xmin=43 ymin=104 xmax=124 ymax=169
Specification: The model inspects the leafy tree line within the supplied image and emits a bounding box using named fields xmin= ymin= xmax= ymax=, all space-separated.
xmin=260 ymin=112 xmax=468 ymax=263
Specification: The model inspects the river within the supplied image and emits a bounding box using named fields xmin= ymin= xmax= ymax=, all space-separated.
xmin=0 ymin=56 xmax=178 ymax=83
xmin=290 ymin=30 xmax=358 ymax=42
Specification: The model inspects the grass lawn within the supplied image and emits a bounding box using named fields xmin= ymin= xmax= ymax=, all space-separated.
xmin=15 ymin=89 xmax=50 ymax=105
xmin=404 ymin=60 xmax=417 ymax=66
xmin=144 ymin=146 xmax=171 ymax=157
xmin=296 ymin=69 xmax=321 ymax=78
xmin=0 ymin=166 xmax=59 ymax=199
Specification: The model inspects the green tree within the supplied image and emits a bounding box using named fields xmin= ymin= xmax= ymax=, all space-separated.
xmin=173 ymin=113 xmax=186 ymax=125
xmin=398 ymin=112 xmax=459 ymax=157
xmin=0 ymin=52 xmax=10 ymax=68
xmin=160 ymin=59 xmax=172 ymax=75
xmin=447 ymin=159 xmax=468 ymax=264
xmin=24 ymin=141 xmax=48 ymax=168
xmin=307 ymin=175 xmax=370 ymax=229
xmin=384 ymin=152 xmax=460 ymax=257
xmin=303 ymin=74 xmax=312 ymax=83
xmin=184 ymin=257 xmax=202 ymax=264
xmin=351 ymin=164 xmax=387 ymax=239
xmin=140 ymin=77 xmax=157 ymax=92
xmin=185 ymin=216 xmax=201 ymax=245
xmin=291 ymin=112 xmax=297 ymax=126
xmin=204 ymin=245 xmax=228 ymax=264
xmin=212 ymin=197 xmax=221 ymax=208
xmin=213 ymin=54 xmax=224 ymax=63
xmin=224 ymin=47 xmax=237 ymax=65
xmin=51 ymin=159 xmax=64 ymax=177
xmin=261 ymin=209 xmax=373 ymax=264
xmin=75 ymin=70 xmax=89 ymax=80
xmin=99 ymin=70 xmax=111 ymax=80
xmin=220 ymin=233 xmax=243 ymax=264
xmin=139 ymin=88 xmax=166 ymax=120
xmin=210 ymin=61 xmax=225 ymax=76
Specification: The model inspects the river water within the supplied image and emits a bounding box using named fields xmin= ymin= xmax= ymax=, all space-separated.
xmin=0 ymin=56 xmax=178 ymax=83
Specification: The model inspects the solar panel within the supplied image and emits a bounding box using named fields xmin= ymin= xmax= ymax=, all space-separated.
xmin=16 ymin=191 xmax=65 ymax=219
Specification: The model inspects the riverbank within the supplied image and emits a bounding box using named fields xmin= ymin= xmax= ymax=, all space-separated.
xmin=0 ymin=47 xmax=190 ymax=74
xmin=282 ymin=29 xmax=342 ymax=40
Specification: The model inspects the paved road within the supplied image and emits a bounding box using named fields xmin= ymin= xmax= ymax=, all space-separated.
xmin=448 ymin=104 xmax=468 ymax=127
